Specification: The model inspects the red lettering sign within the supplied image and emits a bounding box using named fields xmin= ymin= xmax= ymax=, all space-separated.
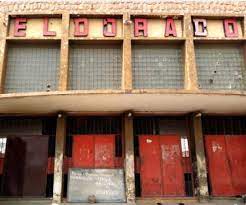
xmin=43 ymin=17 xmax=56 ymax=36
xmin=134 ymin=18 xmax=147 ymax=37
xmin=103 ymin=18 xmax=116 ymax=37
xmin=224 ymin=19 xmax=239 ymax=38
xmin=74 ymin=18 xmax=88 ymax=37
xmin=193 ymin=19 xmax=207 ymax=37
xmin=14 ymin=18 xmax=27 ymax=37
xmin=165 ymin=18 xmax=177 ymax=37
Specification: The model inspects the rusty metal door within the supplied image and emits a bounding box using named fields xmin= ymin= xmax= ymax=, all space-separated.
xmin=160 ymin=135 xmax=185 ymax=196
xmin=2 ymin=137 xmax=26 ymax=196
xmin=21 ymin=136 xmax=48 ymax=197
xmin=72 ymin=135 xmax=94 ymax=168
xmin=72 ymin=135 xmax=115 ymax=168
xmin=139 ymin=135 xmax=185 ymax=197
xmin=139 ymin=135 xmax=162 ymax=197
xmin=205 ymin=135 xmax=246 ymax=196
xmin=95 ymin=135 xmax=115 ymax=168
xmin=3 ymin=136 xmax=48 ymax=197
xmin=226 ymin=136 xmax=246 ymax=195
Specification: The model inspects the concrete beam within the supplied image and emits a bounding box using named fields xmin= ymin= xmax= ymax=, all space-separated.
xmin=58 ymin=12 xmax=70 ymax=91
xmin=192 ymin=112 xmax=209 ymax=201
xmin=52 ymin=113 xmax=66 ymax=204
xmin=0 ymin=14 xmax=8 ymax=94
xmin=184 ymin=14 xmax=199 ymax=90
xmin=123 ymin=112 xmax=136 ymax=204
xmin=122 ymin=13 xmax=132 ymax=91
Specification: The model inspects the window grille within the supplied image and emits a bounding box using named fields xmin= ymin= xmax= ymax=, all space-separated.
xmin=5 ymin=44 xmax=60 ymax=93
xmin=69 ymin=44 xmax=122 ymax=90
xmin=66 ymin=117 xmax=122 ymax=157
xmin=132 ymin=44 xmax=184 ymax=89
xmin=202 ymin=116 xmax=246 ymax=135
xmin=195 ymin=44 xmax=246 ymax=90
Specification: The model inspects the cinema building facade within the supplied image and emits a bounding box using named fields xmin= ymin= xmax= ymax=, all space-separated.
xmin=0 ymin=0 xmax=245 ymax=204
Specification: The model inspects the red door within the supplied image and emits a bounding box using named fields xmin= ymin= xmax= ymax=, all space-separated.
xmin=3 ymin=136 xmax=48 ymax=197
xmin=72 ymin=135 xmax=115 ymax=168
xmin=205 ymin=135 xmax=234 ymax=196
xmin=226 ymin=136 xmax=246 ymax=195
xmin=139 ymin=135 xmax=185 ymax=197
xmin=139 ymin=135 xmax=162 ymax=197
xmin=205 ymin=135 xmax=246 ymax=196
xmin=160 ymin=135 xmax=185 ymax=196
xmin=95 ymin=135 xmax=115 ymax=168
xmin=72 ymin=135 xmax=94 ymax=168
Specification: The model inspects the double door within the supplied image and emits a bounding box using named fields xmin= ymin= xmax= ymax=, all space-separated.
xmin=205 ymin=135 xmax=246 ymax=196
xmin=139 ymin=135 xmax=185 ymax=197
xmin=72 ymin=134 xmax=116 ymax=168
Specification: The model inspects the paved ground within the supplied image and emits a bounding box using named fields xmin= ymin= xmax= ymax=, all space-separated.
xmin=0 ymin=198 xmax=245 ymax=205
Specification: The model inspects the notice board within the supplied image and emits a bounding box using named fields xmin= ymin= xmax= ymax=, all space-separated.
xmin=67 ymin=168 xmax=126 ymax=203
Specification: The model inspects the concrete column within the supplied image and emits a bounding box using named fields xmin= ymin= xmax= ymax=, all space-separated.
xmin=58 ymin=12 xmax=70 ymax=91
xmin=122 ymin=13 xmax=132 ymax=91
xmin=184 ymin=14 xmax=199 ymax=90
xmin=52 ymin=113 xmax=66 ymax=204
xmin=244 ymin=15 xmax=246 ymax=37
xmin=192 ymin=113 xmax=209 ymax=201
xmin=123 ymin=112 xmax=136 ymax=204
xmin=0 ymin=13 xmax=8 ymax=94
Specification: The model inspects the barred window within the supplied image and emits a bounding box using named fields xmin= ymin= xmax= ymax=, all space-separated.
xmin=132 ymin=44 xmax=184 ymax=89
xmin=69 ymin=44 xmax=122 ymax=90
xmin=4 ymin=43 xmax=60 ymax=93
xmin=195 ymin=44 xmax=246 ymax=90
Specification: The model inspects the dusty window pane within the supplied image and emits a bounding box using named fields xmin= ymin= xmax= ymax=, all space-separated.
xmin=69 ymin=44 xmax=122 ymax=90
xmin=132 ymin=45 xmax=184 ymax=89
xmin=195 ymin=44 xmax=246 ymax=90
xmin=4 ymin=44 xmax=60 ymax=93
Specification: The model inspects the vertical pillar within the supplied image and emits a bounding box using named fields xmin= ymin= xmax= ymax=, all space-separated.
xmin=53 ymin=113 xmax=66 ymax=204
xmin=58 ymin=12 xmax=70 ymax=91
xmin=122 ymin=13 xmax=132 ymax=91
xmin=184 ymin=14 xmax=199 ymax=90
xmin=243 ymin=16 xmax=246 ymax=71
xmin=124 ymin=112 xmax=135 ymax=204
xmin=0 ymin=14 xmax=8 ymax=94
xmin=192 ymin=113 xmax=209 ymax=201
xmin=244 ymin=15 xmax=246 ymax=38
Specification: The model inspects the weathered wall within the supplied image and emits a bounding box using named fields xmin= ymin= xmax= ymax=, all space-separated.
xmin=0 ymin=0 xmax=246 ymax=15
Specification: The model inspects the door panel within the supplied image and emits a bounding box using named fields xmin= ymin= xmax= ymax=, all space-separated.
xmin=139 ymin=135 xmax=162 ymax=197
xmin=2 ymin=137 xmax=26 ymax=196
xmin=95 ymin=135 xmax=115 ymax=168
xmin=226 ymin=135 xmax=246 ymax=195
xmin=205 ymin=135 xmax=234 ymax=196
xmin=3 ymin=136 xmax=48 ymax=197
xmin=72 ymin=135 xmax=94 ymax=168
xmin=21 ymin=136 xmax=48 ymax=197
xmin=160 ymin=135 xmax=185 ymax=196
